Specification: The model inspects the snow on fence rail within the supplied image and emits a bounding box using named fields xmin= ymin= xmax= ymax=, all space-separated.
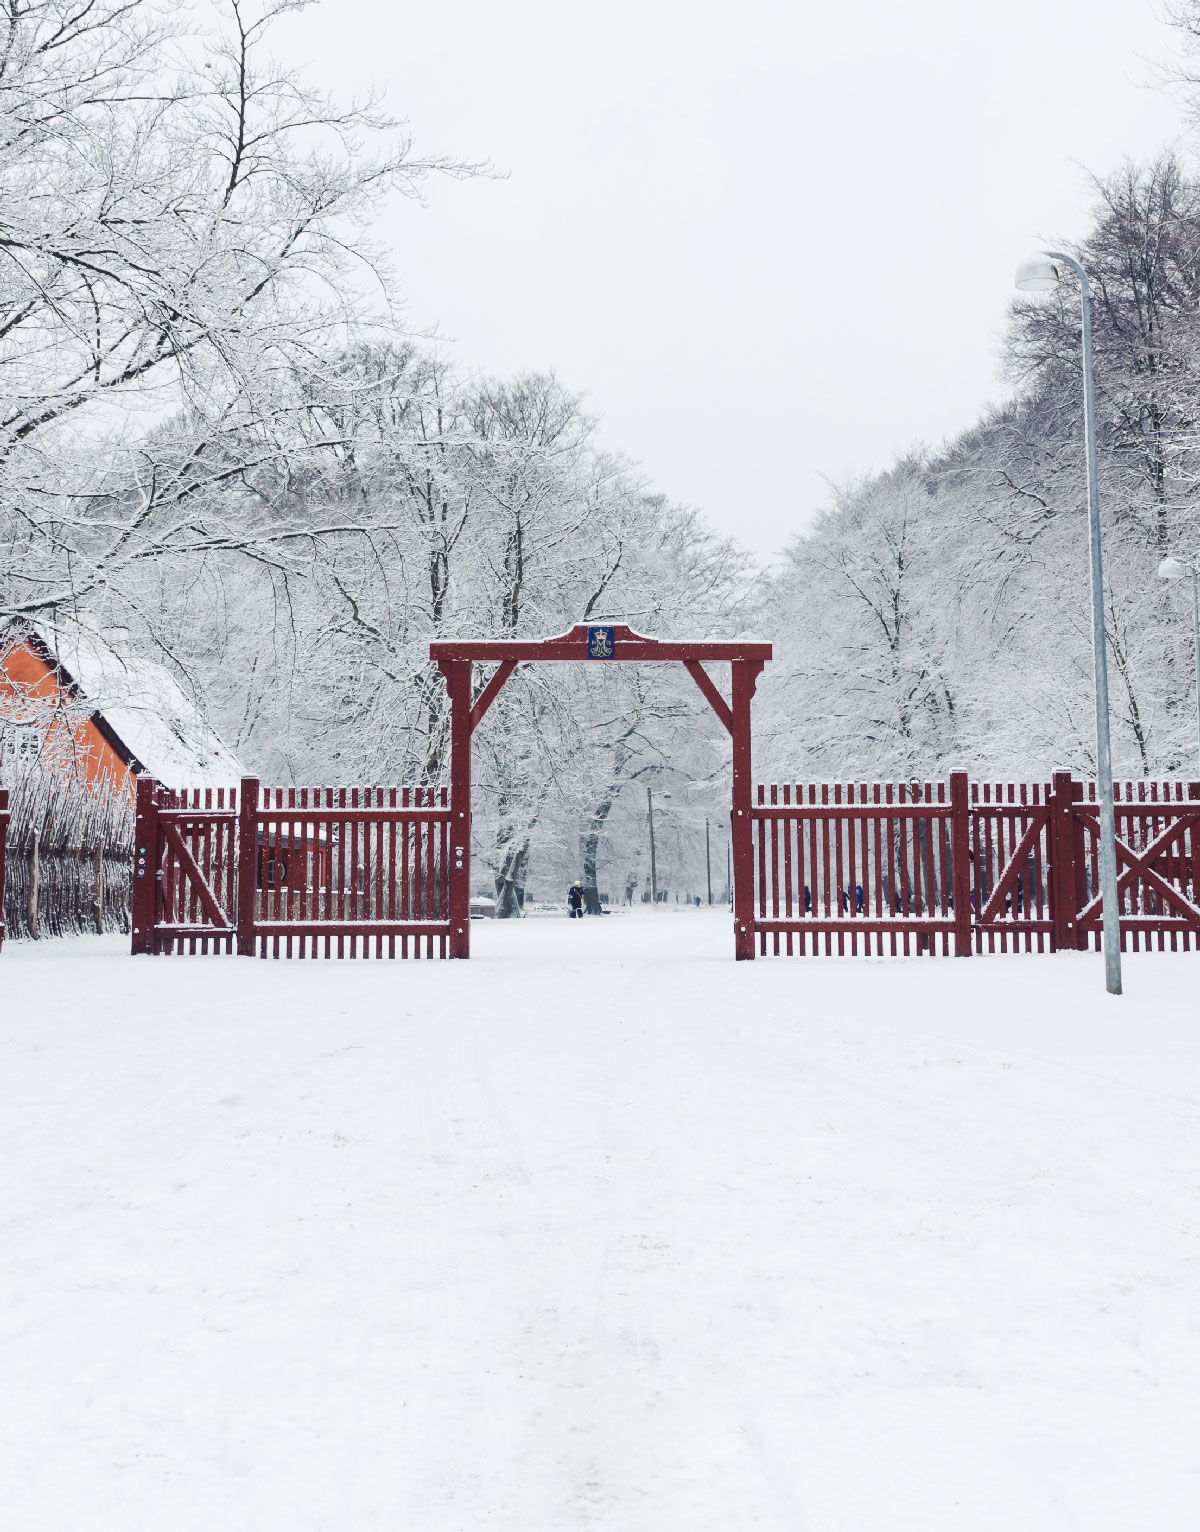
xmin=752 ymin=771 xmax=1200 ymax=957
xmin=131 ymin=778 xmax=451 ymax=959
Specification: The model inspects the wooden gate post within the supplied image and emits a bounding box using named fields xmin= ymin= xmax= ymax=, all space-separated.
xmin=731 ymin=658 xmax=764 ymax=960
xmin=236 ymin=776 xmax=260 ymax=956
xmin=950 ymin=770 xmax=973 ymax=955
xmin=131 ymin=775 xmax=160 ymax=954
xmin=443 ymin=659 xmax=472 ymax=959
xmin=1049 ymin=769 xmax=1080 ymax=952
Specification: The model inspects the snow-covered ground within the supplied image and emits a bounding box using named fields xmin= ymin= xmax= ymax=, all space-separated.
xmin=3 ymin=909 xmax=1199 ymax=1530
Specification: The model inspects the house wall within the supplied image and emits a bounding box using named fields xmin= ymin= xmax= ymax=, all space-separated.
xmin=0 ymin=639 xmax=134 ymax=791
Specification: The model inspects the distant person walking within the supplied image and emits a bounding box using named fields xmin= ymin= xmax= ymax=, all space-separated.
xmin=567 ymin=880 xmax=584 ymax=920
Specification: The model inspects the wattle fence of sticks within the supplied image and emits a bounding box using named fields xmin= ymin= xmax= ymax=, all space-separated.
xmin=0 ymin=769 xmax=134 ymax=948
xmin=752 ymin=770 xmax=1200 ymax=956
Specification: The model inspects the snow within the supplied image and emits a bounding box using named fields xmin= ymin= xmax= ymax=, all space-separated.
xmin=3 ymin=910 xmax=1200 ymax=1529
xmin=28 ymin=617 xmax=244 ymax=788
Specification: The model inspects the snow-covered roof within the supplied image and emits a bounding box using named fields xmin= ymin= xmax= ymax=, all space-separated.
xmin=7 ymin=618 xmax=244 ymax=789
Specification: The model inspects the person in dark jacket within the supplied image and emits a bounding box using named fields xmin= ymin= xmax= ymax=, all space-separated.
xmin=567 ymin=881 xmax=584 ymax=919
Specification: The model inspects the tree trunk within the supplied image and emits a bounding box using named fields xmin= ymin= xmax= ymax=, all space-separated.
xmin=494 ymin=837 xmax=529 ymax=918
xmin=581 ymin=795 xmax=614 ymax=914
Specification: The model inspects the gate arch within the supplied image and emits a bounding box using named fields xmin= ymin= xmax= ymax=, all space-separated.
xmin=430 ymin=623 xmax=771 ymax=960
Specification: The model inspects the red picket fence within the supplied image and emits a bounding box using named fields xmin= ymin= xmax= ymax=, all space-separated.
xmin=131 ymin=777 xmax=452 ymax=958
xmin=752 ymin=771 xmax=1200 ymax=957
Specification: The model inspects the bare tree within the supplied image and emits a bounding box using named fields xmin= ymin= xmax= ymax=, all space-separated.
xmin=0 ymin=0 xmax=477 ymax=630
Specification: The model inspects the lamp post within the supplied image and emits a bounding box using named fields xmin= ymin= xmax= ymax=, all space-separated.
xmin=1158 ymin=555 xmax=1200 ymax=776
xmin=705 ymin=817 xmax=712 ymax=905
xmin=646 ymin=784 xmax=658 ymax=906
xmin=1016 ymin=251 xmax=1122 ymax=994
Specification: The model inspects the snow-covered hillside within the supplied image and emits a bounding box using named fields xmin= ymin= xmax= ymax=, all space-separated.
xmin=4 ymin=912 xmax=1199 ymax=1529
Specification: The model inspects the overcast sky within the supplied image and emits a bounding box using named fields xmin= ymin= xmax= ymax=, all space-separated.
xmin=276 ymin=0 xmax=1188 ymax=561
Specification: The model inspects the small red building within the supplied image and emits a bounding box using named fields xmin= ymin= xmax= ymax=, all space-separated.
xmin=0 ymin=618 xmax=243 ymax=791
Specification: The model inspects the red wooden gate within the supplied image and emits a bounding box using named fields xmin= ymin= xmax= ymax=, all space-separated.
xmin=752 ymin=780 xmax=962 ymax=955
xmin=132 ymin=777 xmax=452 ymax=957
xmin=752 ymin=772 xmax=1200 ymax=956
xmin=971 ymin=781 xmax=1054 ymax=953
xmin=248 ymin=784 xmax=450 ymax=958
xmin=138 ymin=784 xmax=239 ymax=953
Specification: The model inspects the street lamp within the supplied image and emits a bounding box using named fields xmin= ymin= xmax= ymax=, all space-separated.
xmin=1158 ymin=555 xmax=1200 ymax=776
xmin=1016 ymin=250 xmax=1122 ymax=994
xmin=646 ymin=784 xmax=658 ymax=906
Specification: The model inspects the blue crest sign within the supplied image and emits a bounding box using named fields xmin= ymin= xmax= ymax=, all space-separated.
xmin=587 ymin=625 xmax=615 ymax=659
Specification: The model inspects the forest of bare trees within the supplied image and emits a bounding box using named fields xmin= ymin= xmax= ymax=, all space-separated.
xmin=10 ymin=0 xmax=1200 ymax=926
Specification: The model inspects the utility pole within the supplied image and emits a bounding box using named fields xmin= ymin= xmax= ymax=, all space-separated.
xmin=1016 ymin=250 xmax=1122 ymax=995
xmin=647 ymin=784 xmax=658 ymax=905
xmin=705 ymin=817 xmax=712 ymax=905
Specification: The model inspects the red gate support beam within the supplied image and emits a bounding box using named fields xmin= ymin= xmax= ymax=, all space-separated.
xmin=1050 ymin=770 xmax=1078 ymax=952
xmin=439 ymin=658 xmax=474 ymax=959
xmin=470 ymin=660 xmax=518 ymax=733
xmin=236 ymin=776 xmax=260 ymax=956
xmin=683 ymin=660 xmax=734 ymax=735
xmin=131 ymin=775 xmax=160 ymax=954
xmin=731 ymin=658 xmax=764 ymax=959
xmin=950 ymin=770 xmax=972 ymax=956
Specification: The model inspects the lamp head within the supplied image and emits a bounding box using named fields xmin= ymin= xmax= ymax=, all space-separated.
xmin=1158 ymin=556 xmax=1193 ymax=580
xmin=1015 ymin=254 xmax=1062 ymax=293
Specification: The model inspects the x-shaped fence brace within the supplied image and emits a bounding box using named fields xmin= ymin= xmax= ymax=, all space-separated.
xmin=1074 ymin=805 xmax=1200 ymax=928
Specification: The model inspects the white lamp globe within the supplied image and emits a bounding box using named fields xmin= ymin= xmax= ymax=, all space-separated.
xmin=1015 ymin=254 xmax=1062 ymax=293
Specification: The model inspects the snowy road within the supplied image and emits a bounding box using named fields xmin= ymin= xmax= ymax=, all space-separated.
xmin=3 ymin=910 xmax=1200 ymax=1530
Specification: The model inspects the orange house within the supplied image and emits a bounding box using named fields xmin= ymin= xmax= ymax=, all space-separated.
xmin=0 ymin=619 xmax=243 ymax=792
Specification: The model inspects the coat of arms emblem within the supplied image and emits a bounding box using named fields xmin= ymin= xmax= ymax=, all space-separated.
xmin=587 ymin=625 xmax=615 ymax=659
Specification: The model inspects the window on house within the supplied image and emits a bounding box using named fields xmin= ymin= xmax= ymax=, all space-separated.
xmin=4 ymin=726 xmax=40 ymax=761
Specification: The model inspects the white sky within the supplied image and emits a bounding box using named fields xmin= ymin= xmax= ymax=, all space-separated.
xmin=275 ymin=0 xmax=1188 ymax=561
